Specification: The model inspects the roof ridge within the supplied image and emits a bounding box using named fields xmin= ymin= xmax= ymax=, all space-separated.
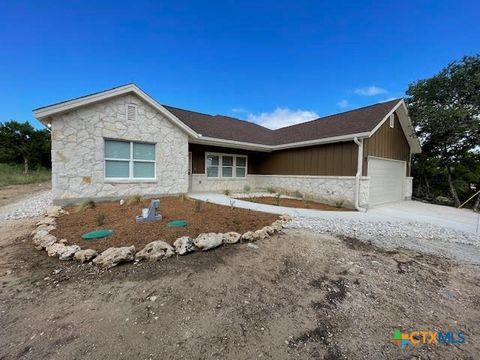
xmin=273 ymin=98 xmax=403 ymax=132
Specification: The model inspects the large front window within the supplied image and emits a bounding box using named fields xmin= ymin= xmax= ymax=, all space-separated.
xmin=105 ymin=140 xmax=156 ymax=180
xmin=206 ymin=153 xmax=247 ymax=178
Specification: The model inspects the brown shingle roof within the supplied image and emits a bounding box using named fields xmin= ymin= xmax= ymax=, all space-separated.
xmin=165 ymin=99 xmax=401 ymax=146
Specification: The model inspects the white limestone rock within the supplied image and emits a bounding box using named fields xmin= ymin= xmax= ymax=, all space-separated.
xmin=93 ymin=246 xmax=136 ymax=268
xmin=252 ymin=229 xmax=269 ymax=241
xmin=173 ymin=236 xmax=195 ymax=255
xmin=74 ymin=249 xmax=98 ymax=263
xmin=262 ymin=226 xmax=275 ymax=235
xmin=271 ymin=221 xmax=284 ymax=232
xmin=194 ymin=233 xmax=224 ymax=251
xmin=224 ymin=232 xmax=241 ymax=244
xmin=241 ymin=231 xmax=255 ymax=242
xmin=46 ymin=206 xmax=63 ymax=218
xmin=135 ymin=241 xmax=175 ymax=261
xmin=58 ymin=245 xmax=81 ymax=260
xmin=46 ymin=243 xmax=66 ymax=257
xmin=31 ymin=224 xmax=55 ymax=236
xmin=33 ymin=233 xmax=57 ymax=250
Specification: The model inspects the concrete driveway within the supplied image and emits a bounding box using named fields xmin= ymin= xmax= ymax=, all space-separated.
xmin=368 ymin=200 xmax=479 ymax=234
xmin=189 ymin=193 xmax=479 ymax=235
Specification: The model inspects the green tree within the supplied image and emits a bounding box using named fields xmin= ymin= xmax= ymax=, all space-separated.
xmin=406 ymin=55 xmax=480 ymax=207
xmin=0 ymin=120 xmax=51 ymax=173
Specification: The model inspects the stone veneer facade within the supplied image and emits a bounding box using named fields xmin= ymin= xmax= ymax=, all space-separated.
xmin=50 ymin=94 xmax=189 ymax=205
xmin=190 ymin=174 xmax=371 ymax=208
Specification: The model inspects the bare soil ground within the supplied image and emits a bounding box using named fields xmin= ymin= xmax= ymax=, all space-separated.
xmin=240 ymin=196 xmax=354 ymax=211
xmin=1 ymin=217 xmax=479 ymax=359
xmin=0 ymin=182 xmax=50 ymax=208
xmin=53 ymin=198 xmax=278 ymax=252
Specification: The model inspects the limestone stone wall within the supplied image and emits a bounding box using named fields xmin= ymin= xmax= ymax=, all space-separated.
xmin=50 ymin=94 xmax=189 ymax=205
xmin=190 ymin=175 xmax=251 ymax=193
xmin=189 ymin=174 xmax=370 ymax=208
xmin=403 ymin=177 xmax=413 ymax=200
xmin=251 ymin=175 xmax=370 ymax=208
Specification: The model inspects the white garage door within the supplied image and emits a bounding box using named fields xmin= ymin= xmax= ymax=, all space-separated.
xmin=368 ymin=157 xmax=405 ymax=206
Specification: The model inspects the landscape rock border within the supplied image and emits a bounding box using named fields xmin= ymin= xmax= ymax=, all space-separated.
xmin=31 ymin=206 xmax=293 ymax=268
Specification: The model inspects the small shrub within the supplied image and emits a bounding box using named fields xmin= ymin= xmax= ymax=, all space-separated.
xmin=229 ymin=199 xmax=236 ymax=210
xmin=274 ymin=193 xmax=281 ymax=206
xmin=179 ymin=193 xmax=187 ymax=201
xmin=243 ymin=184 xmax=251 ymax=193
xmin=335 ymin=200 xmax=344 ymax=208
xmin=75 ymin=200 xmax=96 ymax=212
xmin=127 ymin=194 xmax=142 ymax=205
xmin=266 ymin=186 xmax=276 ymax=194
xmin=194 ymin=199 xmax=202 ymax=212
xmin=95 ymin=213 xmax=106 ymax=226
xmin=294 ymin=190 xmax=303 ymax=199
xmin=223 ymin=189 xmax=231 ymax=196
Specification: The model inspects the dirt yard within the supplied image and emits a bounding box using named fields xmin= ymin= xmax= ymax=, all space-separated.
xmin=239 ymin=196 xmax=354 ymax=211
xmin=1 ymin=216 xmax=479 ymax=359
xmin=53 ymin=197 xmax=278 ymax=251
xmin=0 ymin=181 xmax=50 ymax=208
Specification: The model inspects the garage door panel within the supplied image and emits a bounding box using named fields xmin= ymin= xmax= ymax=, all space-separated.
xmin=368 ymin=157 xmax=405 ymax=206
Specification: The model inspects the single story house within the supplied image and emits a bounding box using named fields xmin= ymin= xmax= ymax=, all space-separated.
xmin=33 ymin=84 xmax=421 ymax=210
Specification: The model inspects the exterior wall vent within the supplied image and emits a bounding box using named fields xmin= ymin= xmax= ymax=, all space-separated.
xmin=389 ymin=113 xmax=395 ymax=128
xmin=126 ymin=104 xmax=137 ymax=121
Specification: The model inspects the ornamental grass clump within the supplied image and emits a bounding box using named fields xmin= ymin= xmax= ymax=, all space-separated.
xmin=127 ymin=194 xmax=142 ymax=205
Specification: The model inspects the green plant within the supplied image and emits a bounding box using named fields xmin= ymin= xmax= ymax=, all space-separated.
xmin=179 ymin=193 xmax=188 ymax=201
xmin=229 ymin=199 xmax=236 ymax=210
xmin=127 ymin=194 xmax=142 ymax=205
xmin=274 ymin=193 xmax=281 ymax=206
xmin=223 ymin=189 xmax=231 ymax=196
xmin=95 ymin=213 xmax=106 ymax=226
xmin=243 ymin=184 xmax=251 ymax=193
xmin=76 ymin=200 xmax=96 ymax=212
xmin=335 ymin=200 xmax=344 ymax=208
xmin=294 ymin=190 xmax=303 ymax=199
xmin=194 ymin=199 xmax=202 ymax=212
xmin=266 ymin=186 xmax=275 ymax=194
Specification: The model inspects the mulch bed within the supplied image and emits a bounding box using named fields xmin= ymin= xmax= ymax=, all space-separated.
xmin=239 ymin=197 xmax=355 ymax=211
xmin=52 ymin=197 xmax=278 ymax=252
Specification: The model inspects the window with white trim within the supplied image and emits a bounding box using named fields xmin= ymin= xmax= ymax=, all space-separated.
xmin=104 ymin=139 xmax=156 ymax=180
xmin=206 ymin=153 xmax=247 ymax=178
xmin=389 ymin=113 xmax=395 ymax=128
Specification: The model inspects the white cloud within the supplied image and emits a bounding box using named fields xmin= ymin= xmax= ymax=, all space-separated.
xmin=337 ymin=99 xmax=350 ymax=109
xmin=247 ymin=107 xmax=319 ymax=129
xmin=354 ymin=86 xmax=387 ymax=96
xmin=231 ymin=107 xmax=249 ymax=114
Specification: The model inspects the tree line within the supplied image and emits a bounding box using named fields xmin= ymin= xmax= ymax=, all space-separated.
xmin=0 ymin=121 xmax=51 ymax=173
xmin=407 ymin=55 xmax=480 ymax=210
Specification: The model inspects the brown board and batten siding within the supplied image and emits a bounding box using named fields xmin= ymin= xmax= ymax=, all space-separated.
xmin=254 ymin=141 xmax=357 ymax=176
xmin=362 ymin=113 xmax=411 ymax=176
xmin=189 ymin=142 xmax=358 ymax=177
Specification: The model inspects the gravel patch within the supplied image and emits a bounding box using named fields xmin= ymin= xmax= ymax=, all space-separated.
xmin=0 ymin=191 xmax=52 ymax=221
xmin=289 ymin=217 xmax=480 ymax=264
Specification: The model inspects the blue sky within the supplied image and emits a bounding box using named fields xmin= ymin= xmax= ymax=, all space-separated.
xmin=1 ymin=1 xmax=479 ymax=129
